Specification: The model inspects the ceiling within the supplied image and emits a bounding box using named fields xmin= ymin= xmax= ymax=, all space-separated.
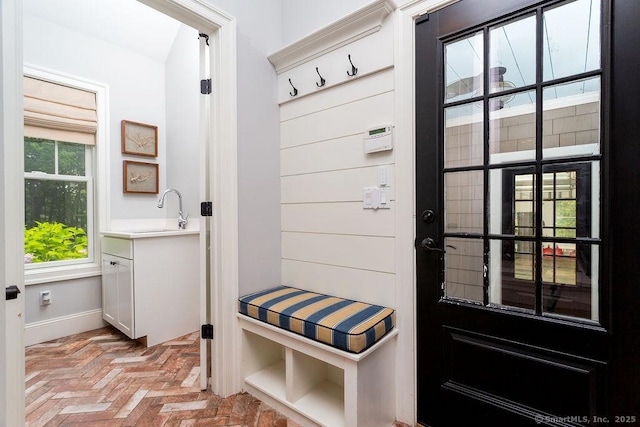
xmin=23 ymin=0 xmax=182 ymax=62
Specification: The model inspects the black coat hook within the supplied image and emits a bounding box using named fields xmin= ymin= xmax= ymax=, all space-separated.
xmin=289 ymin=78 xmax=298 ymax=97
xmin=315 ymin=67 xmax=326 ymax=87
xmin=347 ymin=54 xmax=358 ymax=77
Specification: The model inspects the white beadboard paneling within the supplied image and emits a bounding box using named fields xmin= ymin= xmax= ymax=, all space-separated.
xmin=282 ymin=232 xmax=394 ymax=273
xmin=282 ymin=166 xmax=394 ymax=204
xmin=282 ymin=202 xmax=394 ymax=237
xmin=282 ymin=259 xmax=395 ymax=307
xmin=280 ymin=68 xmax=394 ymax=122
xmin=281 ymin=91 xmax=394 ymax=149
xmin=281 ymin=133 xmax=394 ymax=176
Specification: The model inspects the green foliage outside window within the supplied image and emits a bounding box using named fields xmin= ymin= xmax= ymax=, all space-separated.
xmin=24 ymin=137 xmax=90 ymax=265
xmin=24 ymin=222 xmax=88 ymax=263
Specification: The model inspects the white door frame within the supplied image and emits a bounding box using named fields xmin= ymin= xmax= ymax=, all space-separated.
xmin=0 ymin=0 xmax=239 ymax=423
xmin=138 ymin=0 xmax=240 ymax=397
xmin=394 ymin=0 xmax=459 ymax=423
xmin=1 ymin=0 xmax=25 ymax=425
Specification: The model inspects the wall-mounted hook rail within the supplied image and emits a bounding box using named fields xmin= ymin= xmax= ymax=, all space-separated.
xmin=289 ymin=78 xmax=298 ymax=97
xmin=347 ymin=54 xmax=358 ymax=77
xmin=315 ymin=67 xmax=326 ymax=87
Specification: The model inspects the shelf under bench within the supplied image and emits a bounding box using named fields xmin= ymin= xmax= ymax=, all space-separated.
xmin=238 ymin=313 xmax=398 ymax=427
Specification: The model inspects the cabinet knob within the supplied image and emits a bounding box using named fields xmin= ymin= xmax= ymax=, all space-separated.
xmin=110 ymin=261 xmax=117 ymax=265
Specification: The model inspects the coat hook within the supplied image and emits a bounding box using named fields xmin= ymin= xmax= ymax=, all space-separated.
xmin=347 ymin=54 xmax=358 ymax=77
xmin=288 ymin=78 xmax=298 ymax=97
xmin=315 ymin=67 xmax=326 ymax=87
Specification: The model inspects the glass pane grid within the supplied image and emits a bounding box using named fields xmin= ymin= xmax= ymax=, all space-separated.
xmin=440 ymin=0 xmax=602 ymax=323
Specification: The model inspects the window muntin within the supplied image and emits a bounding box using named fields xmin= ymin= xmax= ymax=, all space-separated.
xmin=24 ymin=137 xmax=94 ymax=268
xmin=441 ymin=0 xmax=602 ymax=322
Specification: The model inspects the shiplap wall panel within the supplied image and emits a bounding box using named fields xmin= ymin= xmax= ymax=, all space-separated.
xmin=282 ymin=202 xmax=395 ymax=237
xmin=281 ymin=91 xmax=394 ymax=149
xmin=281 ymin=166 xmax=395 ymax=204
xmin=276 ymin=21 xmax=395 ymax=309
xmin=281 ymin=259 xmax=395 ymax=307
xmin=281 ymin=133 xmax=393 ymax=176
xmin=280 ymin=68 xmax=394 ymax=122
xmin=282 ymin=232 xmax=394 ymax=274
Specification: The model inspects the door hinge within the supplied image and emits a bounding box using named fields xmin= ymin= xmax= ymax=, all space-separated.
xmin=201 ymin=201 xmax=213 ymax=217
xmin=201 ymin=324 xmax=214 ymax=339
xmin=200 ymin=79 xmax=212 ymax=95
xmin=198 ymin=32 xmax=209 ymax=46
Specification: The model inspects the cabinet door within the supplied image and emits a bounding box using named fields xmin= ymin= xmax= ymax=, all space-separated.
xmin=102 ymin=254 xmax=134 ymax=338
xmin=102 ymin=255 xmax=118 ymax=324
xmin=115 ymin=257 xmax=134 ymax=337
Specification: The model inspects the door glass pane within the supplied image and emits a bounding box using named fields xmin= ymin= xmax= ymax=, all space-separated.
xmin=489 ymin=91 xmax=536 ymax=164
xmin=488 ymin=167 xmax=536 ymax=235
xmin=488 ymin=239 xmax=535 ymax=312
xmin=489 ymin=15 xmax=536 ymax=93
xmin=543 ymin=77 xmax=600 ymax=159
xmin=445 ymin=237 xmax=484 ymax=303
xmin=444 ymin=103 xmax=483 ymax=168
xmin=445 ymin=32 xmax=484 ymax=103
xmin=542 ymin=243 xmax=598 ymax=321
xmin=445 ymin=170 xmax=483 ymax=234
xmin=543 ymin=162 xmax=598 ymax=238
xmin=543 ymin=0 xmax=601 ymax=81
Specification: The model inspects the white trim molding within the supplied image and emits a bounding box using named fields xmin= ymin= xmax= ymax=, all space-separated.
xmin=24 ymin=309 xmax=106 ymax=347
xmin=139 ymin=0 xmax=239 ymax=398
xmin=1 ymin=0 xmax=25 ymax=424
xmin=268 ymin=0 xmax=396 ymax=73
xmin=394 ymin=0 xmax=459 ymax=424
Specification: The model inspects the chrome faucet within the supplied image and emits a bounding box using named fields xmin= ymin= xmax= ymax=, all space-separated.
xmin=158 ymin=188 xmax=188 ymax=229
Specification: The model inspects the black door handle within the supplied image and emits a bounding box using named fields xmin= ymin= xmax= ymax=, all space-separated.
xmin=420 ymin=237 xmax=445 ymax=253
xmin=5 ymin=285 xmax=20 ymax=301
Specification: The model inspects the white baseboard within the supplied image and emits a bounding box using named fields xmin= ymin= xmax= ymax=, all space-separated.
xmin=25 ymin=309 xmax=107 ymax=347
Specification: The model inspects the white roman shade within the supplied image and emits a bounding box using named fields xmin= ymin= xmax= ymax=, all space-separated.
xmin=23 ymin=76 xmax=97 ymax=145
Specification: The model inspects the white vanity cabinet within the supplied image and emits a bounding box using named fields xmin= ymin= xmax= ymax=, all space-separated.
xmin=101 ymin=231 xmax=199 ymax=346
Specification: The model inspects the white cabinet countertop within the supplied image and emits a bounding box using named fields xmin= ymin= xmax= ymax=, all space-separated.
xmin=100 ymin=229 xmax=199 ymax=239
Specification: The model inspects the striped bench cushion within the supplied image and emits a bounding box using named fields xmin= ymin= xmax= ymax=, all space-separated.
xmin=238 ymin=286 xmax=395 ymax=354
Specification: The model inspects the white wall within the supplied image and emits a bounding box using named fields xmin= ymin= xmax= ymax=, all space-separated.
xmin=23 ymin=14 xmax=169 ymax=220
xmin=280 ymin=0 xmax=373 ymax=46
xmin=202 ymin=0 xmax=284 ymax=296
xmin=165 ymin=24 xmax=200 ymax=218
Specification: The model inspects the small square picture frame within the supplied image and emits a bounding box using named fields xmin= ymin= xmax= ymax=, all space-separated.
xmin=123 ymin=161 xmax=158 ymax=194
xmin=121 ymin=120 xmax=158 ymax=157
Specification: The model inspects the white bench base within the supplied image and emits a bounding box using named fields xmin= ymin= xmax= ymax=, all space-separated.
xmin=238 ymin=314 xmax=398 ymax=427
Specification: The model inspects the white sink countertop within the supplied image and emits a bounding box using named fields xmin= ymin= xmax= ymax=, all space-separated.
xmin=101 ymin=228 xmax=199 ymax=239
xmin=102 ymin=218 xmax=200 ymax=239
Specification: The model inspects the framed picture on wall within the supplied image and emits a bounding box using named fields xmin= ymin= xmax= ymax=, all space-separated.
xmin=123 ymin=161 xmax=158 ymax=194
xmin=121 ymin=120 xmax=158 ymax=157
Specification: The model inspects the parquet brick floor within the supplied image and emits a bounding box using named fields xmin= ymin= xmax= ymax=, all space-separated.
xmin=25 ymin=326 xmax=300 ymax=427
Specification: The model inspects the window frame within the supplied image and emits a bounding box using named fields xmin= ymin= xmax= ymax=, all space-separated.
xmin=23 ymin=66 xmax=109 ymax=285
xmin=24 ymin=138 xmax=95 ymax=269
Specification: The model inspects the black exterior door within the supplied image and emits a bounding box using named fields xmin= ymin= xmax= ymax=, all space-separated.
xmin=415 ymin=0 xmax=640 ymax=425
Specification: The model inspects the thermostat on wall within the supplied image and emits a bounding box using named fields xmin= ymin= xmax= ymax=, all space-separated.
xmin=364 ymin=125 xmax=393 ymax=154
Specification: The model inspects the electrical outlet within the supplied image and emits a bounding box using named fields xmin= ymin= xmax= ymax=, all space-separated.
xmin=39 ymin=290 xmax=51 ymax=306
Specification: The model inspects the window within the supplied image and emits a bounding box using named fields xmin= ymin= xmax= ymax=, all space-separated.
xmin=24 ymin=138 xmax=93 ymax=267
xmin=23 ymin=75 xmax=97 ymax=270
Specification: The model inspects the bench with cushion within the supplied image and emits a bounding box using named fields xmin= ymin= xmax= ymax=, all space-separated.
xmin=238 ymin=285 xmax=395 ymax=353
xmin=237 ymin=285 xmax=398 ymax=427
